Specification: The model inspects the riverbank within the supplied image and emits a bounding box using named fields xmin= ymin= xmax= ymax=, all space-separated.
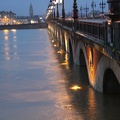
xmin=0 ymin=23 xmax=47 ymax=30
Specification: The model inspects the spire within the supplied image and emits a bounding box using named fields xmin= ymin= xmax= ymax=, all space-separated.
xmin=29 ymin=2 xmax=34 ymax=17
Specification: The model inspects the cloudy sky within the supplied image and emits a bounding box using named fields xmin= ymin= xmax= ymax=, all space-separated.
xmin=0 ymin=0 xmax=108 ymax=16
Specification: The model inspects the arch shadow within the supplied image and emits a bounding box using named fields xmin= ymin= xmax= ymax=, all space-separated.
xmin=103 ymin=68 xmax=120 ymax=94
xmin=69 ymin=39 xmax=73 ymax=61
xmin=79 ymin=49 xmax=86 ymax=67
xmin=79 ymin=49 xmax=89 ymax=84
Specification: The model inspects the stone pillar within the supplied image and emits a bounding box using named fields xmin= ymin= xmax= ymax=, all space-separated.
xmin=107 ymin=0 xmax=120 ymax=21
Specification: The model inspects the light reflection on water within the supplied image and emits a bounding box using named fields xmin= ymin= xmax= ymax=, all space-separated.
xmin=50 ymin=33 xmax=120 ymax=120
xmin=1 ymin=29 xmax=18 ymax=61
xmin=0 ymin=29 xmax=120 ymax=120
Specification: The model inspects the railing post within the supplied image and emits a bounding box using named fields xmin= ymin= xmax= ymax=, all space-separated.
xmin=56 ymin=3 xmax=59 ymax=18
xmin=73 ymin=0 xmax=78 ymax=32
xmin=62 ymin=0 xmax=65 ymax=19
xmin=73 ymin=0 xmax=78 ymax=20
xmin=107 ymin=0 xmax=120 ymax=21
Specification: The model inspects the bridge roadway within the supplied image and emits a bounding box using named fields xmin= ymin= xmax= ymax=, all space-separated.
xmin=48 ymin=18 xmax=120 ymax=94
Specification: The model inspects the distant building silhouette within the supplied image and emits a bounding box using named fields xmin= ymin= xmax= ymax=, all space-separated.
xmin=29 ymin=3 xmax=34 ymax=17
xmin=0 ymin=11 xmax=16 ymax=25
xmin=16 ymin=3 xmax=43 ymax=24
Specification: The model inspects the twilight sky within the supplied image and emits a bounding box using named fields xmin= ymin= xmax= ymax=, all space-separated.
xmin=0 ymin=0 xmax=108 ymax=16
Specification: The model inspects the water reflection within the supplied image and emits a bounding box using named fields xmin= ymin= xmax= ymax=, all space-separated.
xmin=3 ymin=30 xmax=10 ymax=60
xmin=70 ymin=85 xmax=82 ymax=90
xmin=11 ymin=29 xmax=16 ymax=33
xmin=2 ymin=29 xmax=18 ymax=60
xmin=3 ymin=29 xmax=9 ymax=35
xmin=12 ymin=29 xmax=19 ymax=60
xmin=50 ymin=34 xmax=120 ymax=120
xmin=0 ymin=30 xmax=120 ymax=120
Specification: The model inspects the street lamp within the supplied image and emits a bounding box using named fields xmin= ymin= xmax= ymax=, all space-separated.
xmin=84 ymin=4 xmax=89 ymax=18
xmin=80 ymin=6 xmax=83 ymax=18
xmin=49 ymin=0 xmax=58 ymax=18
xmin=62 ymin=0 xmax=65 ymax=18
xmin=91 ymin=0 xmax=96 ymax=18
xmin=49 ymin=0 xmax=54 ymax=18
xmin=46 ymin=0 xmax=54 ymax=19
xmin=73 ymin=0 xmax=78 ymax=19
xmin=56 ymin=3 xmax=59 ymax=18
xmin=99 ymin=0 xmax=106 ymax=15
xmin=53 ymin=4 xmax=55 ymax=18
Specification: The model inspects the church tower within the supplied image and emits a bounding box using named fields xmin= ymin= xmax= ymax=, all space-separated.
xmin=29 ymin=3 xmax=34 ymax=17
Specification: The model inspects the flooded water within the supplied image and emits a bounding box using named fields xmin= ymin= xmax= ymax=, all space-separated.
xmin=0 ymin=29 xmax=120 ymax=120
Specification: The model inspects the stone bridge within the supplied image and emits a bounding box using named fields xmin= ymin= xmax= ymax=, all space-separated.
xmin=47 ymin=0 xmax=120 ymax=94
xmin=47 ymin=0 xmax=120 ymax=93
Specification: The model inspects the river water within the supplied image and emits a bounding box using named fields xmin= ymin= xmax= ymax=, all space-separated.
xmin=0 ymin=29 xmax=120 ymax=120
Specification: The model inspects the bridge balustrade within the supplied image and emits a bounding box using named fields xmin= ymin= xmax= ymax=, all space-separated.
xmin=63 ymin=20 xmax=73 ymax=28
xmin=52 ymin=19 xmax=73 ymax=29
xmin=75 ymin=20 xmax=105 ymax=41
xmin=49 ymin=18 xmax=120 ymax=61
xmin=52 ymin=19 xmax=107 ymax=43
xmin=99 ymin=25 xmax=105 ymax=39
xmin=87 ymin=24 xmax=92 ymax=35
xmin=57 ymin=19 xmax=63 ymax=24
xmin=93 ymin=24 xmax=99 ymax=38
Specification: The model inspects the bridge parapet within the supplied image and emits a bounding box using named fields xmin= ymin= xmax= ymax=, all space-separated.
xmin=105 ymin=20 xmax=120 ymax=61
xmin=48 ymin=18 xmax=120 ymax=62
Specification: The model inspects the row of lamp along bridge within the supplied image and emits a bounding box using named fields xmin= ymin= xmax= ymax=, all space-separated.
xmin=46 ymin=0 xmax=120 ymax=63
xmin=46 ymin=0 xmax=106 ymax=19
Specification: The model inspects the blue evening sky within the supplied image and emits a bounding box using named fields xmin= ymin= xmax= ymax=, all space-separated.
xmin=0 ymin=0 xmax=108 ymax=16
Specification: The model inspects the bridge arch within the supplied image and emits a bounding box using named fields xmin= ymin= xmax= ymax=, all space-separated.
xmin=74 ymin=41 xmax=90 ymax=83
xmin=68 ymin=37 xmax=73 ymax=61
xmin=103 ymin=68 xmax=120 ymax=93
xmin=95 ymin=55 xmax=120 ymax=93
xmin=79 ymin=49 xmax=86 ymax=67
xmin=74 ymin=42 xmax=120 ymax=93
xmin=58 ymin=28 xmax=65 ymax=50
xmin=73 ymin=41 xmax=89 ymax=71
xmin=59 ymin=29 xmax=62 ymax=45
xmin=75 ymin=41 xmax=89 ymax=67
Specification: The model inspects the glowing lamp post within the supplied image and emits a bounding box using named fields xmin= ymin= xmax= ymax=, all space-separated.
xmin=80 ymin=6 xmax=83 ymax=18
xmin=56 ymin=2 xmax=59 ymax=18
xmin=91 ymin=0 xmax=96 ymax=18
xmin=73 ymin=0 xmax=78 ymax=20
xmin=53 ymin=5 xmax=55 ymax=18
xmin=52 ymin=0 xmax=59 ymax=18
xmin=99 ymin=0 xmax=106 ymax=16
xmin=84 ymin=4 xmax=89 ymax=18
xmin=62 ymin=0 xmax=65 ymax=18
xmin=46 ymin=2 xmax=53 ymax=20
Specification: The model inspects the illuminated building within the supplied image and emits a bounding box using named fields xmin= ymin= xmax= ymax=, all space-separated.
xmin=0 ymin=11 xmax=16 ymax=25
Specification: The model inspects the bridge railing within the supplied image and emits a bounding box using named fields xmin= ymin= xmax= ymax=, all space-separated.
xmin=55 ymin=19 xmax=107 ymax=41
xmin=54 ymin=18 xmax=73 ymax=28
xmin=62 ymin=19 xmax=73 ymax=28
xmin=49 ymin=18 xmax=120 ymax=61
xmin=75 ymin=20 xmax=106 ymax=41
xmin=51 ymin=18 xmax=107 ymax=44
